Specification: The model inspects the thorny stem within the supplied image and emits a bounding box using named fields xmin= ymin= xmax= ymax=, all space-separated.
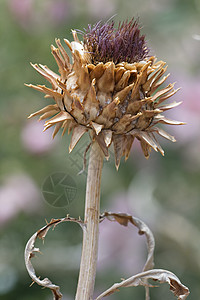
xmin=75 ymin=141 xmax=104 ymax=300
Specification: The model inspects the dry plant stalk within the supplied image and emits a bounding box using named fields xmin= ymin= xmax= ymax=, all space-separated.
xmin=75 ymin=141 xmax=104 ymax=300
xmin=25 ymin=18 xmax=189 ymax=300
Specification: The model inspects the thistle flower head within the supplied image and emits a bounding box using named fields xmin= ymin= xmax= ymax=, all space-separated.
xmin=83 ymin=18 xmax=149 ymax=65
xmin=27 ymin=19 xmax=183 ymax=169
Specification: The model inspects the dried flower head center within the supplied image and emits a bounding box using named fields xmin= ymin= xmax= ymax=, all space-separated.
xmin=67 ymin=60 xmax=155 ymax=133
xmin=83 ymin=19 xmax=149 ymax=65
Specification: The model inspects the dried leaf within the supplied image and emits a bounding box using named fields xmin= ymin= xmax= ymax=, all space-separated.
xmin=151 ymin=83 xmax=175 ymax=102
xmin=95 ymin=132 xmax=109 ymax=158
xmin=115 ymin=70 xmax=130 ymax=91
xmin=158 ymin=101 xmax=182 ymax=111
xmin=27 ymin=104 xmax=59 ymax=119
xmin=114 ymin=83 xmax=134 ymax=103
xmin=95 ymin=269 xmax=190 ymax=300
xmin=45 ymin=111 xmax=73 ymax=125
xmin=55 ymin=39 xmax=71 ymax=71
xmin=91 ymin=122 xmax=103 ymax=135
xmin=154 ymin=88 xmax=180 ymax=106
xmin=53 ymin=122 xmax=63 ymax=138
xmin=30 ymin=63 xmax=58 ymax=89
xmin=90 ymin=62 xmax=104 ymax=80
xmin=151 ymin=126 xmax=176 ymax=142
xmin=98 ymin=212 xmax=189 ymax=300
xmin=51 ymin=45 xmax=67 ymax=78
xmin=124 ymin=135 xmax=134 ymax=161
xmin=97 ymin=62 xmax=115 ymax=93
xmin=24 ymin=216 xmax=85 ymax=300
xmin=112 ymin=135 xmax=126 ymax=170
xmin=69 ymin=125 xmax=87 ymax=153
xmin=102 ymin=130 xmax=112 ymax=147
xmin=153 ymin=115 xmax=185 ymax=126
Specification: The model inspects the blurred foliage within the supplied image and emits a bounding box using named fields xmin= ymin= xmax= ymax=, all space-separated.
xmin=0 ymin=0 xmax=200 ymax=299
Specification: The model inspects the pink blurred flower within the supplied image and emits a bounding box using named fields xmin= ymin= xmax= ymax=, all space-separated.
xmin=86 ymin=0 xmax=116 ymax=18
xmin=97 ymin=169 xmax=162 ymax=276
xmin=21 ymin=119 xmax=57 ymax=155
xmin=0 ymin=174 xmax=41 ymax=225
xmin=48 ymin=0 xmax=71 ymax=24
xmin=8 ymin=0 xmax=33 ymax=22
xmin=8 ymin=0 xmax=71 ymax=31
xmin=98 ymin=193 xmax=145 ymax=275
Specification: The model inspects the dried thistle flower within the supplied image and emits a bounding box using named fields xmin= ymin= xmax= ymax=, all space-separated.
xmin=27 ymin=18 xmax=183 ymax=169
xmin=25 ymin=19 xmax=190 ymax=300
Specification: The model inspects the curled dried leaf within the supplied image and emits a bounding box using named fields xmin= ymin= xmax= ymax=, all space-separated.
xmin=24 ymin=216 xmax=85 ymax=300
xmin=95 ymin=269 xmax=189 ymax=300
xmin=99 ymin=212 xmax=189 ymax=300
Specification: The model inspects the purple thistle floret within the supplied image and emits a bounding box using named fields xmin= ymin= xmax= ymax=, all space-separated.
xmin=83 ymin=18 xmax=149 ymax=65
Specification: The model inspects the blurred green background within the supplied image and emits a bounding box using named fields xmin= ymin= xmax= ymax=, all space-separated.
xmin=0 ymin=0 xmax=200 ymax=299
